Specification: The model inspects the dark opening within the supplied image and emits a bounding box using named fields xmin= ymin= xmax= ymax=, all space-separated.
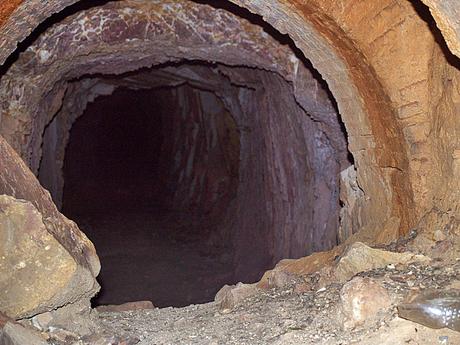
xmin=62 ymin=85 xmax=241 ymax=307
xmin=25 ymin=0 xmax=354 ymax=309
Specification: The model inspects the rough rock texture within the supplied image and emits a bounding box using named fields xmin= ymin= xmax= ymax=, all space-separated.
xmin=339 ymin=277 xmax=391 ymax=329
xmin=421 ymin=0 xmax=460 ymax=58
xmin=0 ymin=195 xmax=78 ymax=318
xmin=0 ymin=0 xmax=459 ymax=334
xmin=29 ymin=300 xmax=98 ymax=337
xmin=257 ymin=241 xmax=431 ymax=290
xmin=0 ymin=322 xmax=47 ymax=345
xmin=214 ymin=283 xmax=259 ymax=310
xmin=231 ymin=0 xmax=460 ymax=244
xmin=0 ymin=0 xmax=458 ymax=251
xmin=0 ymin=137 xmax=99 ymax=318
xmin=330 ymin=242 xmax=430 ymax=283
xmin=57 ymin=63 xmax=341 ymax=282
xmin=0 ymin=0 xmax=350 ymax=284
xmin=338 ymin=165 xmax=364 ymax=243
xmin=93 ymin=256 xmax=460 ymax=345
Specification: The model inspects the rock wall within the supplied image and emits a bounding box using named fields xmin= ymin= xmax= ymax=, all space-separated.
xmin=231 ymin=0 xmax=459 ymax=241
xmin=0 ymin=0 xmax=351 ymax=312
xmin=0 ymin=0 xmax=459 ymax=318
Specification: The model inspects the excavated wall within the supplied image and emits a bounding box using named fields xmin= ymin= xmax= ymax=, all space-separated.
xmin=0 ymin=0 xmax=458 ymax=319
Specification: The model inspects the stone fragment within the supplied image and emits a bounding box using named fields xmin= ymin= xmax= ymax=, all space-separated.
xmin=30 ymin=300 xmax=97 ymax=337
xmin=0 ymin=195 xmax=91 ymax=318
xmin=265 ymin=270 xmax=299 ymax=289
xmin=0 ymin=322 xmax=47 ymax=345
xmin=215 ymin=283 xmax=259 ymax=310
xmin=331 ymin=242 xmax=430 ymax=283
xmin=257 ymin=246 xmax=342 ymax=289
xmin=96 ymin=301 xmax=154 ymax=313
xmin=339 ymin=277 xmax=391 ymax=329
xmin=433 ymin=229 xmax=447 ymax=242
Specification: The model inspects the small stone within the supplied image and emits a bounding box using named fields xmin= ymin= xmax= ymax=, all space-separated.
xmin=293 ymin=282 xmax=311 ymax=293
xmin=433 ymin=230 xmax=447 ymax=242
xmin=215 ymin=283 xmax=259 ymax=310
xmin=330 ymin=242 xmax=430 ymax=283
xmin=267 ymin=270 xmax=297 ymax=289
xmin=31 ymin=311 xmax=53 ymax=331
xmin=339 ymin=277 xmax=391 ymax=329
xmin=0 ymin=322 xmax=47 ymax=345
xmin=96 ymin=301 xmax=154 ymax=313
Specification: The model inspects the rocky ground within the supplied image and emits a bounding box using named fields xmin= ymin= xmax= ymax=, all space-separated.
xmin=94 ymin=259 xmax=460 ymax=345
xmin=5 ymin=231 xmax=460 ymax=345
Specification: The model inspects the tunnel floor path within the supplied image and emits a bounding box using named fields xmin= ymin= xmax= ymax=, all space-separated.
xmin=75 ymin=208 xmax=236 ymax=308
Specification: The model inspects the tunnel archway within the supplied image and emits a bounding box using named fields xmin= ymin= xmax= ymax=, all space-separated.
xmin=0 ymin=0 xmax=358 ymax=306
xmin=0 ymin=0 xmax=424 ymax=250
xmin=2 ymin=0 xmax=458 ymax=314
xmin=39 ymin=55 xmax=351 ymax=306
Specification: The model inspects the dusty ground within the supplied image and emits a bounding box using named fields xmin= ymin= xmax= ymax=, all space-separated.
xmin=76 ymin=209 xmax=238 ymax=308
xmin=16 ymin=227 xmax=460 ymax=345
xmin=94 ymin=259 xmax=460 ymax=345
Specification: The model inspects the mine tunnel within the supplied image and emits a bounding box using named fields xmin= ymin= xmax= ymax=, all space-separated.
xmin=39 ymin=57 xmax=351 ymax=307
xmin=60 ymin=83 xmax=243 ymax=306
xmin=0 ymin=0 xmax=353 ymax=307
xmin=1 ymin=0 xmax=459 ymax=328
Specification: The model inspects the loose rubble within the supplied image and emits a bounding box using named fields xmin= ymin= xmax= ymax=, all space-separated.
xmin=9 ymin=239 xmax=458 ymax=345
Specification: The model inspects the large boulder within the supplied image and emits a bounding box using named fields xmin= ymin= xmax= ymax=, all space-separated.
xmin=0 ymin=136 xmax=99 ymax=318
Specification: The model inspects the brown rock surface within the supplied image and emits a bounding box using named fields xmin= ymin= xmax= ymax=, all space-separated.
xmin=96 ymin=301 xmax=154 ymax=313
xmin=0 ymin=195 xmax=95 ymax=319
xmin=330 ymin=242 xmax=430 ymax=283
xmin=257 ymin=246 xmax=342 ymax=289
xmin=339 ymin=277 xmax=391 ymax=329
xmin=215 ymin=283 xmax=259 ymax=311
xmin=0 ymin=136 xmax=99 ymax=277
xmin=0 ymin=136 xmax=99 ymax=318
xmin=421 ymin=0 xmax=460 ymax=58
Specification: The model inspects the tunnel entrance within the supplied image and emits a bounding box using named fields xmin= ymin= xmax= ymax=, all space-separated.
xmin=61 ymin=83 xmax=241 ymax=307
xmin=0 ymin=0 xmax=355 ymax=309
xmin=35 ymin=59 xmax=352 ymax=308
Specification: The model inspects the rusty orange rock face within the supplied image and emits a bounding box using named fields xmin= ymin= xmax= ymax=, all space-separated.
xmin=0 ymin=0 xmax=23 ymax=27
xmin=0 ymin=0 xmax=459 ymax=318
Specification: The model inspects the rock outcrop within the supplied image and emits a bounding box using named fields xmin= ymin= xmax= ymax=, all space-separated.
xmin=0 ymin=136 xmax=99 ymax=318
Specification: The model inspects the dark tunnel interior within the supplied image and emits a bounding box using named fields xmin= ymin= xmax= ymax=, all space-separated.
xmin=37 ymin=57 xmax=352 ymax=308
xmin=4 ymin=0 xmax=356 ymax=309
xmin=62 ymin=85 xmax=242 ymax=307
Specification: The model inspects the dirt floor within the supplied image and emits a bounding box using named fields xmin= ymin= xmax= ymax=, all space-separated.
xmin=76 ymin=209 xmax=240 ymax=308
xmin=20 ymin=227 xmax=460 ymax=345
xmin=96 ymin=259 xmax=460 ymax=345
